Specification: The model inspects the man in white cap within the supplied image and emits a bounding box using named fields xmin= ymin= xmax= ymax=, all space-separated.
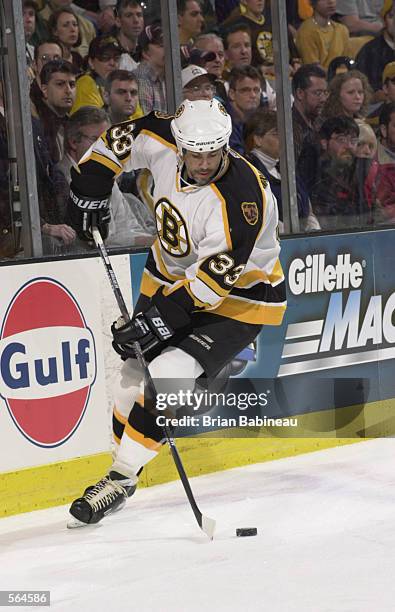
xmin=181 ymin=64 xmax=217 ymax=100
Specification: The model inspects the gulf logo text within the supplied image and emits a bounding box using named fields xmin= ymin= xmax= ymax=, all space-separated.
xmin=0 ymin=278 xmax=97 ymax=447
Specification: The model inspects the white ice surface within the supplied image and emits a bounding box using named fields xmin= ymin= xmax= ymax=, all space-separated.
xmin=1 ymin=439 xmax=395 ymax=612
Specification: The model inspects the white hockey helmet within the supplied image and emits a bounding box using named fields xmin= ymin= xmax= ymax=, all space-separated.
xmin=171 ymin=98 xmax=232 ymax=154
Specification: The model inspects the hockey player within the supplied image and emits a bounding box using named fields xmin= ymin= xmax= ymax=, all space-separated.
xmin=67 ymin=98 xmax=286 ymax=525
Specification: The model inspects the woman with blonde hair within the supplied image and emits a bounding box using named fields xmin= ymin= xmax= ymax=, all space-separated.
xmin=321 ymin=69 xmax=372 ymax=121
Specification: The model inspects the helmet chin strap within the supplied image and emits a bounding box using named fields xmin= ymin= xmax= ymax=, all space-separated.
xmin=177 ymin=147 xmax=230 ymax=189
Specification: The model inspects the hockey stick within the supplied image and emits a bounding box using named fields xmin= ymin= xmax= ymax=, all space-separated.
xmin=92 ymin=226 xmax=216 ymax=540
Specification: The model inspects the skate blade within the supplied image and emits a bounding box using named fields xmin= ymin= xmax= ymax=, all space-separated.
xmin=67 ymin=518 xmax=96 ymax=529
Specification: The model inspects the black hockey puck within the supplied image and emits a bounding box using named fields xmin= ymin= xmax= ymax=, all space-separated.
xmin=236 ymin=527 xmax=257 ymax=537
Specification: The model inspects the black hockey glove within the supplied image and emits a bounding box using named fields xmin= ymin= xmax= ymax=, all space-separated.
xmin=67 ymin=167 xmax=113 ymax=241
xmin=111 ymin=291 xmax=191 ymax=359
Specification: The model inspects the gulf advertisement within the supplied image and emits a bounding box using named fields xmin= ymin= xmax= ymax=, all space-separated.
xmin=0 ymin=255 xmax=132 ymax=472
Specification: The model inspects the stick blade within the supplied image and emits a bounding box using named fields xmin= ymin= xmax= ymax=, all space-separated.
xmin=201 ymin=515 xmax=216 ymax=540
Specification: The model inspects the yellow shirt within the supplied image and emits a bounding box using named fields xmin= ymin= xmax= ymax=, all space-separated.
xmin=131 ymin=104 xmax=144 ymax=120
xmin=296 ymin=18 xmax=350 ymax=70
xmin=71 ymin=74 xmax=103 ymax=115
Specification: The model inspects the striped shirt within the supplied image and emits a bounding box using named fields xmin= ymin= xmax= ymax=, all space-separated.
xmin=132 ymin=61 xmax=167 ymax=116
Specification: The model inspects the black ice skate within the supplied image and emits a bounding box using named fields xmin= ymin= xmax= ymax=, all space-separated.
xmin=68 ymin=472 xmax=136 ymax=528
xmin=82 ymin=471 xmax=136 ymax=498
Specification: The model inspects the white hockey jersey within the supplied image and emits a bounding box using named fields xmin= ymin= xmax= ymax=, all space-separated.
xmin=76 ymin=112 xmax=286 ymax=325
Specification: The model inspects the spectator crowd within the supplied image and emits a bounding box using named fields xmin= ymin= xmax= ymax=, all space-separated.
xmin=2 ymin=0 xmax=395 ymax=257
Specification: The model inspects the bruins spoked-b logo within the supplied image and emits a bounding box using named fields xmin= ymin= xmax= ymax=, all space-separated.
xmin=256 ymin=31 xmax=273 ymax=62
xmin=241 ymin=202 xmax=259 ymax=225
xmin=155 ymin=198 xmax=190 ymax=257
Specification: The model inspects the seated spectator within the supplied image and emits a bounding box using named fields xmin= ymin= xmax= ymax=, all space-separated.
xmin=34 ymin=125 xmax=76 ymax=254
xmin=27 ymin=0 xmax=51 ymax=49
xmin=222 ymin=0 xmax=274 ymax=68
xmin=48 ymin=8 xmax=84 ymax=73
xmin=292 ymin=63 xmax=328 ymax=164
xmin=104 ymin=69 xmax=143 ymax=122
xmin=310 ymin=115 xmax=366 ymax=230
xmin=355 ymin=119 xmax=377 ymax=157
xmin=321 ymin=69 xmax=371 ymax=121
xmin=226 ymin=64 xmax=263 ymax=154
xmin=367 ymin=61 xmax=395 ymax=126
xmin=32 ymin=39 xmax=63 ymax=84
xmin=223 ymin=23 xmax=252 ymax=78
xmin=30 ymin=78 xmax=75 ymax=254
xmin=177 ymin=0 xmax=205 ymax=45
xmin=381 ymin=60 xmax=395 ymax=105
xmin=335 ymin=0 xmax=384 ymax=36
xmin=188 ymin=42 xmax=228 ymax=103
xmin=296 ymin=0 xmax=351 ymax=70
xmin=327 ymin=55 xmax=355 ymax=81
xmin=33 ymin=59 xmax=77 ymax=164
xmin=245 ymin=108 xmax=283 ymax=226
xmin=193 ymin=33 xmax=226 ymax=80
xmin=181 ymin=64 xmax=216 ymax=101
xmin=24 ymin=0 xmax=37 ymax=72
xmin=223 ymin=1 xmax=300 ymax=75
xmin=245 ymin=108 xmax=320 ymax=233
xmin=40 ymin=0 xmax=96 ymax=57
xmin=30 ymin=40 xmax=63 ymax=114
xmin=132 ymin=24 xmax=166 ymax=115
xmin=115 ymin=0 xmax=145 ymax=72
xmin=62 ymin=106 xmax=155 ymax=248
xmin=221 ymin=22 xmax=276 ymax=106
xmin=374 ymin=102 xmax=395 ymax=223
xmin=71 ymin=36 xmax=121 ymax=114
xmin=355 ymin=0 xmax=395 ymax=96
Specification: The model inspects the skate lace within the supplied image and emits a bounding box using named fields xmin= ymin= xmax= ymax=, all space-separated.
xmin=85 ymin=477 xmax=127 ymax=512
